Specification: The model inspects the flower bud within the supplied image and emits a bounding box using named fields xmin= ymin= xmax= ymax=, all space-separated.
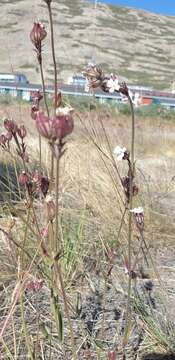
xmin=45 ymin=195 xmax=56 ymax=222
xmin=31 ymin=91 xmax=43 ymax=104
xmin=17 ymin=125 xmax=27 ymax=139
xmin=54 ymin=91 xmax=62 ymax=108
xmin=4 ymin=118 xmax=17 ymax=133
xmin=5 ymin=132 xmax=13 ymax=141
xmin=0 ymin=134 xmax=7 ymax=146
xmin=19 ymin=171 xmax=29 ymax=185
xmin=30 ymin=22 xmax=47 ymax=47
xmin=40 ymin=176 xmax=50 ymax=197
xmin=31 ymin=105 xmax=39 ymax=120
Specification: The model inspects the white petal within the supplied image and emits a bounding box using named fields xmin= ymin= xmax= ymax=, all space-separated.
xmin=117 ymin=153 xmax=124 ymax=161
xmin=113 ymin=145 xmax=123 ymax=155
xmin=85 ymin=82 xmax=90 ymax=92
xmin=130 ymin=207 xmax=144 ymax=214
xmin=108 ymin=86 xmax=115 ymax=93
xmin=115 ymin=84 xmax=120 ymax=91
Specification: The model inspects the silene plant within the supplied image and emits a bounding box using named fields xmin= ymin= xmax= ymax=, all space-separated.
xmin=0 ymin=1 xmax=167 ymax=359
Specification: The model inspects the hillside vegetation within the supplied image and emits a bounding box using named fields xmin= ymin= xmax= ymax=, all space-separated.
xmin=0 ymin=0 xmax=175 ymax=89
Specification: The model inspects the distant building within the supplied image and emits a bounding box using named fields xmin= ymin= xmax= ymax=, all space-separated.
xmin=67 ymin=74 xmax=86 ymax=87
xmin=0 ymin=73 xmax=28 ymax=84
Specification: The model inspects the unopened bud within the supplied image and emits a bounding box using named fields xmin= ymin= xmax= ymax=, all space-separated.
xmin=0 ymin=134 xmax=7 ymax=146
xmin=45 ymin=195 xmax=56 ymax=222
xmin=17 ymin=125 xmax=27 ymax=139
xmin=5 ymin=132 xmax=13 ymax=141
xmin=30 ymin=22 xmax=47 ymax=48
xmin=4 ymin=118 xmax=17 ymax=133
xmin=31 ymin=105 xmax=39 ymax=120
xmin=19 ymin=171 xmax=29 ymax=185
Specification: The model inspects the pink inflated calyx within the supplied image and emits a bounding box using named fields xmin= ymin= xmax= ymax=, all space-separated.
xmin=36 ymin=109 xmax=74 ymax=141
xmin=36 ymin=112 xmax=52 ymax=139
xmin=30 ymin=22 xmax=47 ymax=48
xmin=51 ymin=114 xmax=74 ymax=140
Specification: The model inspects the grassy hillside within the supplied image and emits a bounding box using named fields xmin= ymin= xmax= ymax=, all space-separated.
xmin=0 ymin=0 xmax=175 ymax=88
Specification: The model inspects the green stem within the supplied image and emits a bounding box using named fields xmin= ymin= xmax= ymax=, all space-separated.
xmin=54 ymin=262 xmax=77 ymax=360
xmin=20 ymin=293 xmax=34 ymax=360
xmin=21 ymin=206 xmax=31 ymax=269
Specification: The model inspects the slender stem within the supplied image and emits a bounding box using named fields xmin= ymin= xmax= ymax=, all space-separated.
xmin=21 ymin=206 xmax=31 ymax=269
xmin=20 ymin=293 xmax=34 ymax=360
xmin=39 ymin=61 xmax=49 ymax=117
xmin=38 ymin=61 xmax=49 ymax=169
xmin=47 ymin=1 xmax=58 ymax=185
xmin=55 ymin=155 xmax=60 ymax=253
xmin=47 ymin=2 xmax=58 ymax=115
xmin=54 ymin=262 xmax=77 ymax=360
xmin=123 ymin=94 xmax=135 ymax=345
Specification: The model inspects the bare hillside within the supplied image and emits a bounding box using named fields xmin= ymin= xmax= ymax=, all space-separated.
xmin=0 ymin=0 xmax=175 ymax=89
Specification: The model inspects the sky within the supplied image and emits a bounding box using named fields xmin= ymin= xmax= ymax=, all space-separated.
xmin=98 ymin=0 xmax=175 ymax=16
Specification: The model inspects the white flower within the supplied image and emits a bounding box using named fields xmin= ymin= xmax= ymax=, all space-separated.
xmin=113 ymin=145 xmax=127 ymax=161
xmin=84 ymin=79 xmax=90 ymax=92
xmin=130 ymin=207 xmax=144 ymax=214
xmin=56 ymin=106 xmax=74 ymax=116
xmin=106 ymin=77 xmax=120 ymax=93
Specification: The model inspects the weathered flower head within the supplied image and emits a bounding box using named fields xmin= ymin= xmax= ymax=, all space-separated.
xmin=30 ymin=22 xmax=47 ymax=48
xmin=113 ymin=146 xmax=129 ymax=161
xmin=83 ymin=63 xmax=104 ymax=91
xmin=121 ymin=176 xmax=139 ymax=201
xmin=36 ymin=108 xmax=74 ymax=141
xmin=83 ymin=64 xmax=129 ymax=96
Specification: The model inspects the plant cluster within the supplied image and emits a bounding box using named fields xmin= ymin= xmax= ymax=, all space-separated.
xmin=0 ymin=1 xmax=174 ymax=360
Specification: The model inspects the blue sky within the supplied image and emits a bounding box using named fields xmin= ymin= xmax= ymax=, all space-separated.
xmin=98 ymin=0 xmax=175 ymax=16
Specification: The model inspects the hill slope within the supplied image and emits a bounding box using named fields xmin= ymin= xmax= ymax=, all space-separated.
xmin=0 ymin=0 xmax=175 ymax=89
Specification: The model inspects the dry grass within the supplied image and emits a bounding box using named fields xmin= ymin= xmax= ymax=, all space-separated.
xmin=0 ymin=102 xmax=175 ymax=359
